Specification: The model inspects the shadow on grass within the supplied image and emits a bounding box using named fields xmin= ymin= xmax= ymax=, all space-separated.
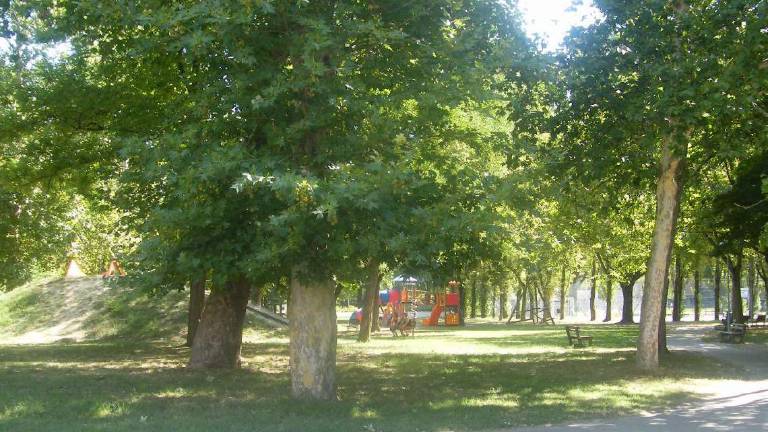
xmin=0 ymin=337 xmax=742 ymax=432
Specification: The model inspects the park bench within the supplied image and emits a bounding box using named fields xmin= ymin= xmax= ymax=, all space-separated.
xmin=719 ymin=323 xmax=747 ymax=343
xmin=565 ymin=325 xmax=593 ymax=348
xmin=748 ymin=314 xmax=766 ymax=329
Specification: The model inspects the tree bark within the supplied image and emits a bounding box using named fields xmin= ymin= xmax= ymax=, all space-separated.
xmin=186 ymin=276 xmax=207 ymax=347
xmin=357 ymin=259 xmax=379 ymax=343
xmin=589 ymin=260 xmax=597 ymax=322
xmin=637 ymin=135 xmax=686 ymax=371
xmin=188 ymin=277 xmax=251 ymax=369
xmin=470 ymin=277 xmax=478 ymax=318
xmin=288 ymin=267 xmax=337 ymax=400
xmin=559 ymin=266 xmax=567 ymax=320
xmin=603 ymin=273 xmax=613 ymax=322
xmin=658 ymin=272 xmax=670 ymax=354
xmin=458 ymin=279 xmax=467 ymax=325
xmin=479 ymin=277 xmax=488 ymax=318
xmin=748 ymin=257 xmax=756 ymax=319
xmin=618 ymin=273 xmax=641 ymax=324
xmin=726 ymin=255 xmax=744 ymax=323
xmin=714 ymin=261 xmax=722 ymax=320
xmin=499 ymin=283 xmax=508 ymax=320
xmin=693 ymin=269 xmax=700 ymax=321
xmin=672 ymin=255 xmax=684 ymax=322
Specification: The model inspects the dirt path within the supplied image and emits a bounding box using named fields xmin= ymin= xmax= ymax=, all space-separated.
xmin=500 ymin=325 xmax=768 ymax=431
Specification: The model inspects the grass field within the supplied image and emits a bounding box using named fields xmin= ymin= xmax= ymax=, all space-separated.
xmin=0 ymin=278 xmax=742 ymax=432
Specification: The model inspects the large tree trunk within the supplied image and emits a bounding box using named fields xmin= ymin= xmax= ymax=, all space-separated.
xmin=288 ymin=268 xmax=337 ymax=400
xmin=186 ymin=276 xmax=207 ymax=347
xmin=726 ymin=255 xmax=744 ymax=323
xmin=589 ymin=260 xmax=597 ymax=322
xmin=357 ymin=259 xmax=380 ymax=343
xmin=693 ymin=269 xmax=701 ymax=321
xmin=672 ymin=255 xmax=684 ymax=322
xmin=618 ymin=273 xmax=641 ymax=324
xmin=540 ymin=287 xmax=553 ymax=321
xmin=714 ymin=261 xmax=722 ymax=320
xmin=188 ymin=278 xmax=251 ymax=369
xmin=559 ymin=266 xmax=567 ymax=320
xmin=637 ymin=136 xmax=686 ymax=371
xmin=603 ymin=274 xmax=613 ymax=322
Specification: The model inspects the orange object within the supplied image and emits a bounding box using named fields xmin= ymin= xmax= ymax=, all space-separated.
xmin=445 ymin=312 xmax=460 ymax=326
xmin=424 ymin=303 xmax=443 ymax=326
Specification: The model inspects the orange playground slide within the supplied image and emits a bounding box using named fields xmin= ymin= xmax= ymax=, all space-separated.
xmin=423 ymin=304 xmax=443 ymax=326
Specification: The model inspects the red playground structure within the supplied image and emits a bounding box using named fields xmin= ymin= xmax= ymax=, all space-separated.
xmin=422 ymin=283 xmax=461 ymax=326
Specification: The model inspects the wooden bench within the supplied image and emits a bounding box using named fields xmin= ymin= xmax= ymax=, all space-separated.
xmin=719 ymin=323 xmax=747 ymax=343
xmin=565 ymin=326 xmax=593 ymax=348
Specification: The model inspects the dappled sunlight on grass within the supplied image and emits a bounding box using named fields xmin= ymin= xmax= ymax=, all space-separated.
xmin=0 ymin=321 xmax=741 ymax=432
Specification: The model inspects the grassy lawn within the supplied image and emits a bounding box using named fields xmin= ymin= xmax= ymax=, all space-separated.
xmin=0 ymin=320 xmax=738 ymax=432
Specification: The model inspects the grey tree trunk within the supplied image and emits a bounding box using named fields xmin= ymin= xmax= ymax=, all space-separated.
xmin=479 ymin=278 xmax=488 ymax=318
xmin=357 ymin=259 xmax=380 ymax=342
xmin=726 ymin=255 xmax=744 ymax=323
xmin=693 ymin=269 xmax=701 ymax=321
xmin=637 ymin=135 xmax=686 ymax=371
xmin=590 ymin=260 xmax=597 ymax=322
xmin=619 ymin=273 xmax=641 ymax=324
xmin=559 ymin=266 xmax=567 ymax=320
xmin=748 ymin=257 xmax=756 ymax=319
xmin=714 ymin=261 xmax=722 ymax=320
xmin=288 ymin=268 xmax=337 ymax=400
xmin=499 ymin=284 xmax=508 ymax=320
xmin=458 ymin=279 xmax=467 ymax=325
xmin=603 ymin=274 xmax=613 ymax=322
xmin=658 ymin=273 xmax=670 ymax=354
xmin=188 ymin=278 xmax=251 ymax=369
xmin=672 ymin=255 xmax=684 ymax=322
xmin=186 ymin=276 xmax=207 ymax=347
xmin=470 ymin=278 xmax=478 ymax=318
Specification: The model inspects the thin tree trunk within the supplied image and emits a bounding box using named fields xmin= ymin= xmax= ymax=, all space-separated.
xmin=470 ymin=277 xmax=478 ymax=318
xmin=288 ymin=267 xmax=337 ymax=400
xmin=186 ymin=276 xmax=206 ymax=347
xmin=637 ymin=134 xmax=686 ymax=371
xmin=519 ymin=287 xmax=526 ymax=319
xmin=714 ymin=261 xmax=722 ymax=320
xmin=726 ymin=255 xmax=744 ymax=323
xmin=559 ymin=266 xmax=567 ymax=320
xmin=590 ymin=260 xmax=596 ymax=322
xmin=480 ymin=277 xmax=488 ymax=318
xmin=499 ymin=283 xmax=508 ymax=320
xmin=672 ymin=254 xmax=684 ymax=322
xmin=603 ymin=273 xmax=613 ymax=322
xmin=458 ymin=279 xmax=467 ymax=325
xmin=693 ymin=269 xmax=700 ymax=321
xmin=658 ymin=272 xmax=670 ymax=354
xmin=748 ymin=257 xmax=756 ymax=319
xmin=188 ymin=277 xmax=251 ymax=369
xmin=357 ymin=259 xmax=379 ymax=343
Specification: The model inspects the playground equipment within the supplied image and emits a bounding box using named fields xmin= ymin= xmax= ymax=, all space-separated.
xmin=101 ymin=259 xmax=126 ymax=278
xmin=380 ymin=283 xmax=418 ymax=337
xmin=422 ymin=282 xmax=461 ymax=327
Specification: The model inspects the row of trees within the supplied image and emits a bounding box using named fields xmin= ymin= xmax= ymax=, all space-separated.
xmin=1 ymin=0 xmax=766 ymax=398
